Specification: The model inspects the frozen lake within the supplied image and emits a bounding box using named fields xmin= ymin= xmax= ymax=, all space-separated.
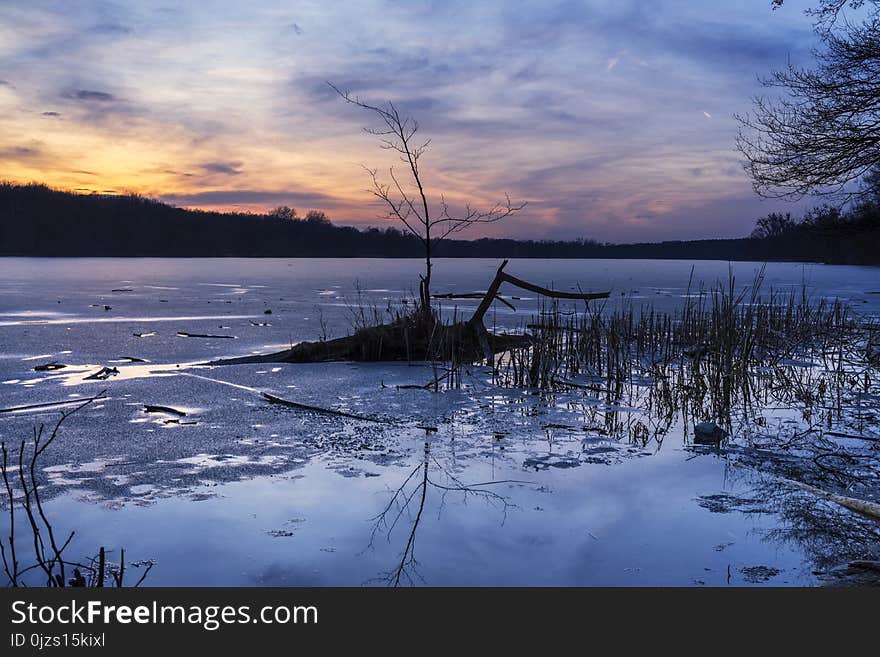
xmin=0 ymin=257 xmax=878 ymax=586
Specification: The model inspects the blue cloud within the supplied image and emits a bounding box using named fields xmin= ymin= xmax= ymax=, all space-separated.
xmin=160 ymin=189 xmax=340 ymax=209
xmin=63 ymin=89 xmax=116 ymax=102
xmin=200 ymin=161 xmax=244 ymax=176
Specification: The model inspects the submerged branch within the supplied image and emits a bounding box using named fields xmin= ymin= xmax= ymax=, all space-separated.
xmin=263 ymin=392 xmax=393 ymax=424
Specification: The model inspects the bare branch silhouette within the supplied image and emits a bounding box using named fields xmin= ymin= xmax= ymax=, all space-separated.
xmin=738 ymin=2 xmax=880 ymax=200
xmin=365 ymin=440 xmax=521 ymax=586
xmin=329 ymin=82 xmax=526 ymax=310
xmin=0 ymin=392 xmax=152 ymax=587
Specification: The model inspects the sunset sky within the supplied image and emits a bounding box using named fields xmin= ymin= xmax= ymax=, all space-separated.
xmin=0 ymin=0 xmax=820 ymax=242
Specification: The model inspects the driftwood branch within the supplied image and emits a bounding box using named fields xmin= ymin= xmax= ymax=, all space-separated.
xmin=468 ymin=259 xmax=609 ymax=327
xmin=263 ymin=392 xmax=393 ymax=424
xmin=432 ymin=292 xmax=516 ymax=311
xmin=0 ymin=397 xmax=110 ymax=415
xmin=781 ymin=476 xmax=880 ymax=523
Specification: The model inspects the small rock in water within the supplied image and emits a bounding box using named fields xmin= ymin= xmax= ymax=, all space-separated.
xmin=264 ymin=309 xmax=273 ymax=314
xmin=694 ymin=421 xmax=727 ymax=445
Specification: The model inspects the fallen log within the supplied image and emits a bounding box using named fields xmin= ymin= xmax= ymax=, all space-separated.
xmin=177 ymin=332 xmax=236 ymax=339
xmin=211 ymin=259 xmax=607 ymax=366
xmin=716 ymin=448 xmax=880 ymax=524
xmin=781 ymin=477 xmax=880 ymax=523
xmin=213 ymin=320 xmax=529 ymax=366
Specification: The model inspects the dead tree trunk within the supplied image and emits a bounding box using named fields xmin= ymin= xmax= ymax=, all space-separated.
xmin=464 ymin=259 xmax=609 ymax=363
xmin=468 ymin=259 xmax=609 ymax=326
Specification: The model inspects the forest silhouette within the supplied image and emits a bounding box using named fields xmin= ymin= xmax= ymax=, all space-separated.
xmin=1 ymin=182 xmax=877 ymax=265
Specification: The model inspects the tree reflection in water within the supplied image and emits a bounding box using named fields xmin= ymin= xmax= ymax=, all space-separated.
xmin=367 ymin=435 xmax=524 ymax=586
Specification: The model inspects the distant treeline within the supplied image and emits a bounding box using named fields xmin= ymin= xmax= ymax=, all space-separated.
xmin=1 ymin=182 xmax=878 ymax=264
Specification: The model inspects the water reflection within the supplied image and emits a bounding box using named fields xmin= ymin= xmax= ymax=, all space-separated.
xmin=367 ymin=435 xmax=524 ymax=586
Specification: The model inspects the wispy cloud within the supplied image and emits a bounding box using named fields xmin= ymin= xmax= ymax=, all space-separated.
xmin=90 ymin=22 xmax=132 ymax=36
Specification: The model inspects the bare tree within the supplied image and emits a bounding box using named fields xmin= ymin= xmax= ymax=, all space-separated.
xmin=329 ymin=83 xmax=527 ymax=312
xmin=772 ymin=0 xmax=876 ymax=29
xmin=737 ymin=1 xmax=880 ymax=200
xmin=750 ymin=211 xmax=796 ymax=238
